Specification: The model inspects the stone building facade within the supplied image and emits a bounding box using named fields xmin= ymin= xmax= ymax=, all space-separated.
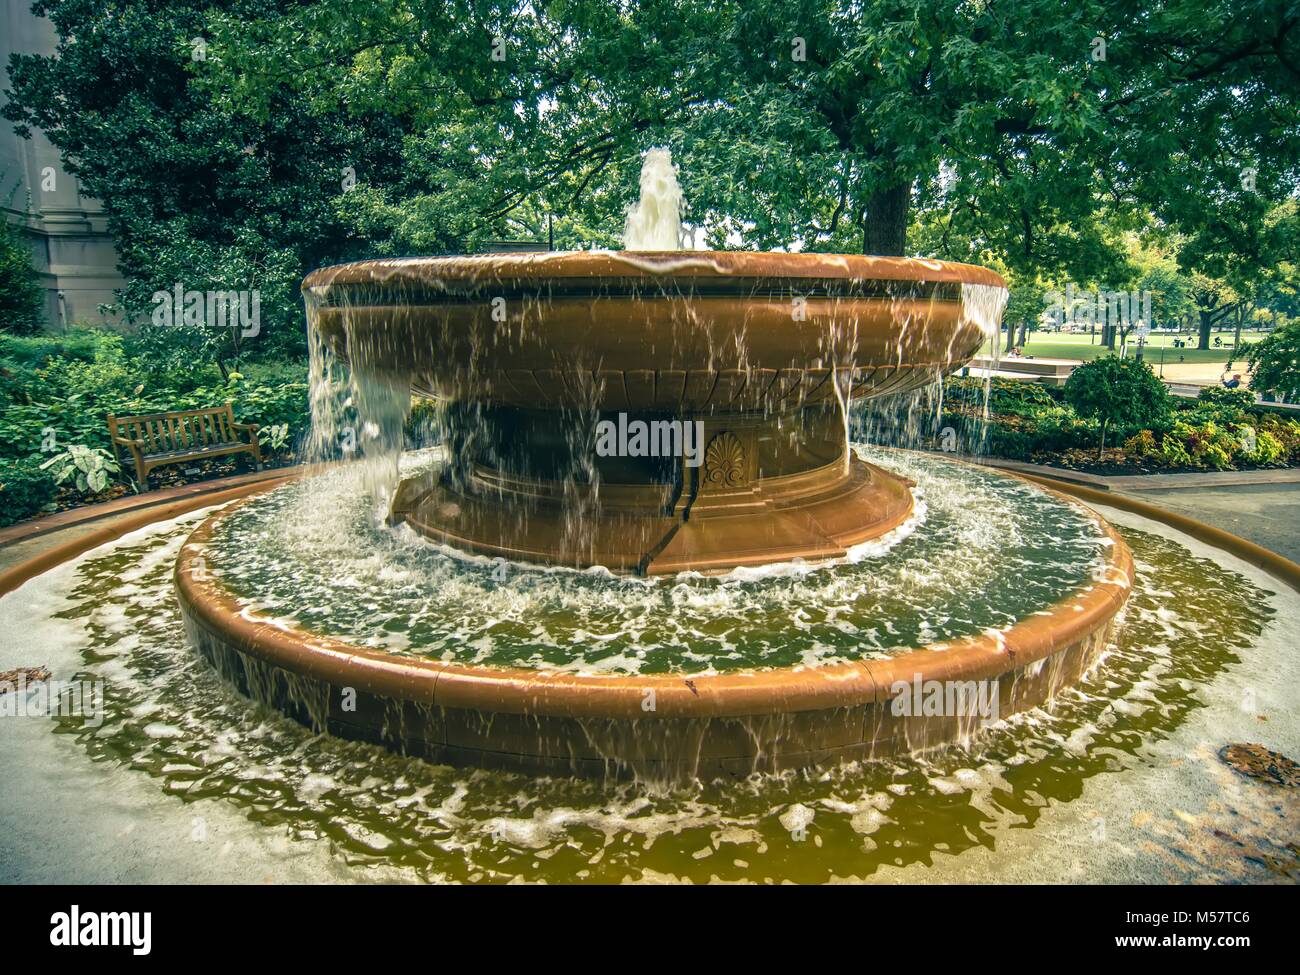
xmin=2 ymin=0 xmax=124 ymax=327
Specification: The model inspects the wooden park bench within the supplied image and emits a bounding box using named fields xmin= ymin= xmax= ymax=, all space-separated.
xmin=108 ymin=403 xmax=262 ymax=489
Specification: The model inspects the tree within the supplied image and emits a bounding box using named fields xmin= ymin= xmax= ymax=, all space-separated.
xmin=193 ymin=0 xmax=1300 ymax=267
xmin=7 ymin=0 xmax=1297 ymax=340
xmin=0 ymin=217 xmax=44 ymax=333
xmin=996 ymin=273 xmax=1051 ymax=354
xmin=1116 ymin=234 xmax=1195 ymax=351
xmin=1247 ymin=321 xmax=1300 ymax=401
xmin=3 ymin=0 xmax=413 ymax=364
xmin=1064 ymin=355 xmax=1171 ymax=456
xmin=1188 ymin=273 xmax=1242 ymax=353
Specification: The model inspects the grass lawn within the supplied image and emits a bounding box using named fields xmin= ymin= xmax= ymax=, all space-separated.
xmin=1018 ymin=330 xmax=1261 ymax=367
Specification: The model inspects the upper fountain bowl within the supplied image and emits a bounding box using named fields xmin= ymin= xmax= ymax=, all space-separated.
xmin=302 ymin=251 xmax=1005 ymax=412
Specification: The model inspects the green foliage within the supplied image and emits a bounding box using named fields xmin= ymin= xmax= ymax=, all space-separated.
xmin=39 ymin=444 xmax=120 ymax=495
xmin=0 ymin=329 xmax=310 ymax=465
xmin=1257 ymin=414 xmax=1300 ymax=463
xmin=1063 ymin=355 xmax=1171 ymax=453
xmin=1247 ymin=321 xmax=1300 ymax=401
xmin=0 ymin=218 xmax=44 ymax=334
xmin=938 ymin=378 xmax=1099 ymax=458
xmin=1124 ymin=418 xmax=1285 ymax=470
xmin=9 ymin=0 xmax=1290 ymax=293
xmin=943 ymin=371 xmax=1299 ymax=471
xmin=1194 ymin=385 xmax=1256 ymax=421
xmin=257 ymin=422 xmax=290 ymax=452
xmin=1247 ymin=429 xmax=1286 ymax=465
xmin=0 ymin=457 xmax=58 ymax=526
xmin=947 ymin=377 xmax=1057 ymax=407
xmin=0 ymin=330 xmax=104 ymax=368
xmin=3 ymin=0 xmax=411 ymax=365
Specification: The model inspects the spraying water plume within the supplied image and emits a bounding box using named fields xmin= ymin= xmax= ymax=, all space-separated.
xmin=623 ymin=147 xmax=685 ymax=249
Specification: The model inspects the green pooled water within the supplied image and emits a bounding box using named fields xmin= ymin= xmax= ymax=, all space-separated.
xmin=200 ymin=448 xmax=1109 ymax=674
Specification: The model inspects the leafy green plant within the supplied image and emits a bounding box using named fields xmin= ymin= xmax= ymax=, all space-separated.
xmin=1158 ymin=434 xmax=1193 ymax=468
xmin=258 ymin=422 xmax=290 ymax=452
xmin=0 ymin=218 xmax=44 ymax=334
xmin=1191 ymin=385 xmax=1255 ymax=423
xmin=1 ymin=329 xmax=311 ymax=472
xmin=39 ymin=444 xmax=121 ymax=495
xmin=1258 ymin=414 xmax=1300 ymax=462
xmin=1246 ymin=429 xmax=1286 ymax=465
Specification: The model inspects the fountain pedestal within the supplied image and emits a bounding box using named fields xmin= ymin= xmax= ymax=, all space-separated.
xmin=391 ymin=405 xmax=916 ymax=574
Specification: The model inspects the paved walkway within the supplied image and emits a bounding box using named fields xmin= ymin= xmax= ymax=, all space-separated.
xmin=1112 ymin=483 xmax=1300 ymax=564
xmin=967 ymin=457 xmax=1300 ymax=562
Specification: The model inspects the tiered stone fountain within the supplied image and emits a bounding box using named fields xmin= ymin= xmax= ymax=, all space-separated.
xmin=175 ymin=151 xmax=1132 ymax=778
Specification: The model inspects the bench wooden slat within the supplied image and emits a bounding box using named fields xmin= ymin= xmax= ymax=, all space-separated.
xmin=107 ymin=402 xmax=262 ymax=489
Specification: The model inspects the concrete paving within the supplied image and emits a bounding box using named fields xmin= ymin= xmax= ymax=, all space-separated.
xmin=1113 ymin=483 xmax=1300 ymax=564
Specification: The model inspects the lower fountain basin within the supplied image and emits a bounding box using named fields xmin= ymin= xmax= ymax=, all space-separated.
xmin=10 ymin=473 xmax=1294 ymax=883
xmin=174 ymin=453 xmax=1133 ymax=779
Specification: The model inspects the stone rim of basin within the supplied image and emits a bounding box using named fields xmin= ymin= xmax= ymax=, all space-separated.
xmin=173 ymin=477 xmax=1132 ymax=777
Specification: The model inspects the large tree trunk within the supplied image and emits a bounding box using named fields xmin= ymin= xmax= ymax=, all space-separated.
xmin=1197 ymin=309 xmax=1214 ymax=350
xmin=862 ymin=182 xmax=911 ymax=256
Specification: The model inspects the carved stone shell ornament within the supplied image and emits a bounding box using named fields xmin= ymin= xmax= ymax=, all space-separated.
xmin=703 ymin=432 xmax=746 ymax=487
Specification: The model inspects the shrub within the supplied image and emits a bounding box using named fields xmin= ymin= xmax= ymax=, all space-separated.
xmin=1202 ymin=441 xmax=1232 ymax=470
xmin=0 ymin=219 xmax=44 ymax=334
xmin=1257 ymin=414 xmax=1300 ymax=462
xmin=1190 ymin=385 xmax=1255 ymax=424
xmin=39 ymin=444 xmax=121 ymax=495
xmin=1247 ymin=429 xmax=1286 ymax=465
xmin=1123 ymin=429 xmax=1159 ymax=458
xmin=0 ymin=456 xmax=57 ymax=526
xmin=0 ymin=330 xmax=106 ymax=368
xmin=0 ymin=331 xmax=312 ymax=464
xmin=944 ymin=377 xmax=1059 ymax=417
xmin=1158 ymin=434 xmax=1192 ymax=468
xmin=985 ymin=426 xmax=1034 ymax=461
xmin=1064 ymin=356 xmax=1172 ymax=456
